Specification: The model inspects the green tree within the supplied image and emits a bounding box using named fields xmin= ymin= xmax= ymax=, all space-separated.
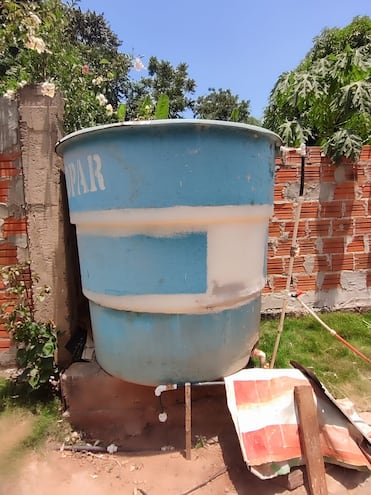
xmin=124 ymin=56 xmax=196 ymax=119
xmin=263 ymin=16 xmax=371 ymax=162
xmin=65 ymin=7 xmax=131 ymax=108
xmin=66 ymin=7 xmax=121 ymax=52
xmin=193 ymin=87 xmax=259 ymax=124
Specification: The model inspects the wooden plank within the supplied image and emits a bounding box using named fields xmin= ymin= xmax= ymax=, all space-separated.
xmin=294 ymin=385 xmax=328 ymax=495
xmin=185 ymin=382 xmax=192 ymax=460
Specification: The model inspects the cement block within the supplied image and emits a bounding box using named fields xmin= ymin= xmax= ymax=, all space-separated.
xmin=61 ymin=360 xmax=229 ymax=446
xmin=319 ymin=182 xmax=335 ymax=201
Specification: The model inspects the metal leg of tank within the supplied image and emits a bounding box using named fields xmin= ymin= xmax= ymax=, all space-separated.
xmin=154 ymin=381 xmax=225 ymax=422
xmin=154 ymin=380 xmax=225 ymax=460
xmin=185 ymin=383 xmax=191 ymax=460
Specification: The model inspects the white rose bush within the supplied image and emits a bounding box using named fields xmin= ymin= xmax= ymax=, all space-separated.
xmin=0 ymin=0 xmax=146 ymax=132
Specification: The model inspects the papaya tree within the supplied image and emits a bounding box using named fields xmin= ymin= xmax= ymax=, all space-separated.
xmin=263 ymin=16 xmax=371 ymax=162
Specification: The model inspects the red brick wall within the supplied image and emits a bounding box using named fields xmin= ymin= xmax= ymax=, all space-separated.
xmin=0 ymin=152 xmax=28 ymax=351
xmin=264 ymin=145 xmax=371 ymax=308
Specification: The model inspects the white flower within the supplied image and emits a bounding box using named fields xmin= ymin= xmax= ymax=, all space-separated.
xmin=40 ymin=81 xmax=55 ymax=98
xmin=25 ymin=35 xmax=48 ymax=54
xmin=17 ymin=80 xmax=28 ymax=88
xmin=105 ymin=104 xmax=113 ymax=116
xmin=96 ymin=93 xmax=108 ymax=106
xmin=28 ymin=12 xmax=42 ymax=26
xmin=133 ymin=57 xmax=145 ymax=72
xmin=23 ymin=12 xmax=42 ymax=36
xmin=4 ymin=89 xmax=16 ymax=100
xmin=92 ymin=76 xmax=104 ymax=86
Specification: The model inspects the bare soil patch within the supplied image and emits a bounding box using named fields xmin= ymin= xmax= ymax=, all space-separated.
xmin=0 ymin=366 xmax=370 ymax=494
xmin=0 ymin=412 xmax=34 ymax=459
xmin=0 ymin=414 xmax=370 ymax=495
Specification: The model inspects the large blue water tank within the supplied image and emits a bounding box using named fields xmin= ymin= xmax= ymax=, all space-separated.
xmin=56 ymin=120 xmax=281 ymax=385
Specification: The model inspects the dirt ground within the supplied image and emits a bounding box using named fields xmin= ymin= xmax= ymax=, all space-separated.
xmin=0 ymin=436 xmax=370 ymax=495
xmin=0 ymin=406 xmax=370 ymax=495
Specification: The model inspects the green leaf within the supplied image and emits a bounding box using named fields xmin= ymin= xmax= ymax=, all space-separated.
xmin=230 ymin=108 xmax=239 ymax=122
xmin=293 ymin=72 xmax=322 ymax=104
xmin=272 ymin=72 xmax=293 ymax=97
xmin=138 ymin=95 xmax=153 ymax=118
xmin=42 ymin=341 xmax=55 ymax=358
xmin=334 ymin=80 xmax=371 ymax=115
xmin=155 ymin=94 xmax=169 ymax=119
xmin=353 ymin=46 xmax=371 ymax=71
xmin=28 ymin=368 xmax=40 ymax=389
xmin=311 ymin=57 xmax=333 ymax=78
xmin=278 ymin=119 xmax=313 ymax=147
xmin=117 ymin=103 xmax=126 ymax=121
xmin=322 ymin=129 xmax=363 ymax=163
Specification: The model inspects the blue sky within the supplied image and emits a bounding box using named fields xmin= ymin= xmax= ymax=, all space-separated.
xmin=78 ymin=0 xmax=370 ymax=119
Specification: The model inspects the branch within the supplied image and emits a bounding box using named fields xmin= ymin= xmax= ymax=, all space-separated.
xmin=178 ymin=467 xmax=228 ymax=495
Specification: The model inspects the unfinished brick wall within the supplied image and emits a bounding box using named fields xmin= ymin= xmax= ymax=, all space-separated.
xmin=0 ymin=98 xmax=29 ymax=360
xmin=262 ymin=145 xmax=371 ymax=313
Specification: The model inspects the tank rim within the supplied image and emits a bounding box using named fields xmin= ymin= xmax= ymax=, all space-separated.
xmin=55 ymin=118 xmax=282 ymax=156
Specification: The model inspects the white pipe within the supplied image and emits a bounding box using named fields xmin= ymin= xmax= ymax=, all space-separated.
xmin=280 ymin=144 xmax=306 ymax=156
xmin=251 ymin=348 xmax=266 ymax=367
xmin=155 ymin=384 xmax=178 ymax=396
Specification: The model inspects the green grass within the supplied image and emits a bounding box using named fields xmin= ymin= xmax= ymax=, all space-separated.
xmin=257 ymin=311 xmax=371 ymax=409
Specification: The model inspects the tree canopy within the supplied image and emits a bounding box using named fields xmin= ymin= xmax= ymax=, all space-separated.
xmin=193 ymin=88 xmax=259 ymax=124
xmin=123 ymin=56 xmax=196 ymax=120
xmin=263 ymin=16 xmax=371 ymax=163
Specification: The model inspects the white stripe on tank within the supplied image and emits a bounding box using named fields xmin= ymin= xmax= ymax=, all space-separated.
xmin=83 ymin=285 xmax=263 ymax=314
xmin=72 ymin=204 xmax=272 ymax=236
xmin=74 ymin=204 xmax=271 ymax=313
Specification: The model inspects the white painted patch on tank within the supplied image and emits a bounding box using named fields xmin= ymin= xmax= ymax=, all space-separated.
xmin=207 ymin=221 xmax=267 ymax=298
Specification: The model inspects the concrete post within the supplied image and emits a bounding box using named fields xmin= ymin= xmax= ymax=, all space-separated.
xmin=18 ymin=84 xmax=79 ymax=367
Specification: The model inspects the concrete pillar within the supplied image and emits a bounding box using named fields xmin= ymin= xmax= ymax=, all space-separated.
xmin=18 ymin=84 xmax=80 ymax=367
